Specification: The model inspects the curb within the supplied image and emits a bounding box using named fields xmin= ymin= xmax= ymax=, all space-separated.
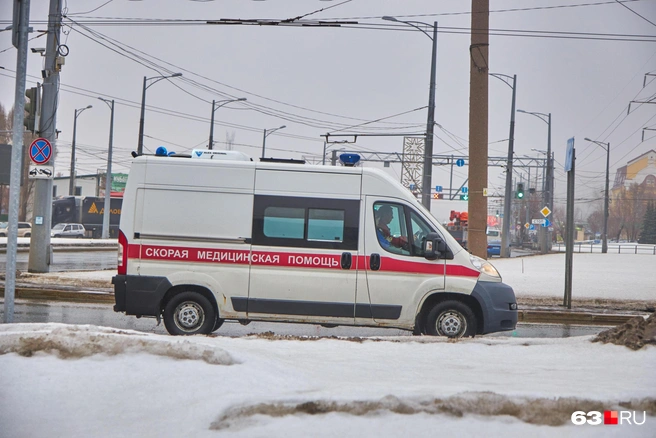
xmin=0 ymin=286 xmax=641 ymax=326
xmin=0 ymin=286 xmax=114 ymax=304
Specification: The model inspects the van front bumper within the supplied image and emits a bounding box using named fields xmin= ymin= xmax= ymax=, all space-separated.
xmin=472 ymin=281 xmax=518 ymax=334
xmin=112 ymin=275 xmax=172 ymax=317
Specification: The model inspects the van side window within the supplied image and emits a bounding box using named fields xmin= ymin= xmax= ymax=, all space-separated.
xmin=374 ymin=203 xmax=410 ymax=256
xmin=308 ymin=209 xmax=344 ymax=242
xmin=409 ymin=210 xmax=434 ymax=257
xmin=263 ymin=207 xmax=304 ymax=239
xmin=253 ymin=195 xmax=359 ymax=250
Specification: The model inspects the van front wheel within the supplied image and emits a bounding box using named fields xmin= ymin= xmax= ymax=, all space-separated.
xmin=163 ymin=291 xmax=216 ymax=336
xmin=426 ymin=300 xmax=476 ymax=338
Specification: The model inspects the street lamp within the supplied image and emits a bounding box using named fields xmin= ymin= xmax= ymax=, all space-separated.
xmin=489 ymin=73 xmax=516 ymax=258
xmin=383 ymin=16 xmax=437 ymax=211
xmin=261 ymin=125 xmax=286 ymax=159
xmin=137 ymin=72 xmax=182 ymax=155
xmin=584 ymin=138 xmax=611 ymax=254
xmin=209 ymin=98 xmax=246 ymax=149
xmin=69 ymin=105 xmax=92 ymax=196
xmin=98 ymin=97 xmax=114 ymax=239
xmin=517 ymin=109 xmax=552 ymax=254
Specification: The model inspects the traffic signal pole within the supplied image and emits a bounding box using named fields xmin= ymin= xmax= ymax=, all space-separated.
xmin=28 ymin=0 xmax=62 ymax=273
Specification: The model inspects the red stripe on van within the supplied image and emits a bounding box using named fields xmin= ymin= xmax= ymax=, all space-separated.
xmin=126 ymin=244 xmax=479 ymax=278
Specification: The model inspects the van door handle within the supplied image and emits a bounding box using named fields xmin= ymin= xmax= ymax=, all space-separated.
xmin=340 ymin=252 xmax=352 ymax=270
xmin=370 ymin=253 xmax=381 ymax=271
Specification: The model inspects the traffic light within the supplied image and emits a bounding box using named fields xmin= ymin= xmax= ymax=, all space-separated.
xmin=24 ymin=86 xmax=40 ymax=133
xmin=516 ymin=183 xmax=524 ymax=199
xmin=459 ymin=194 xmax=469 ymax=201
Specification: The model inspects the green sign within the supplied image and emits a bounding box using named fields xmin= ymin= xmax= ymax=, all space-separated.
xmin=111 ymin=173 xmax=128 ymax=192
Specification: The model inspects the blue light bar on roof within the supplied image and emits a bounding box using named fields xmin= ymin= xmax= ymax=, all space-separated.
xmin=339 ymin=153 xmax=361 ymax=167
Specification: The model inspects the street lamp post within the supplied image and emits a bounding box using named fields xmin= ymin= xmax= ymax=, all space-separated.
xmin=517 ymin=109 xmax=552 ymax=254
xmin=208 ymin=98 xmax=246 ymax=149
xmin=69 ymin=105 xmax=92 ymax=196
xmin=98 ymin=97 xmax=114 ymax=239
xmin=489 ymin=73 xmax=516 ymax=258
xmin=137 ymin=72 xmax=182 ymax=155
xmin=383 ymin=16 xmax=437 ymax=211
xmin=261 ymin=125 xmax=286 ymax=159
xmin=585 ymin=138 xmax=610 ymax=254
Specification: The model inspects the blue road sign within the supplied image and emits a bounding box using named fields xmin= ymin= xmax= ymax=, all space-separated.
xmin=29 ymin=138 xmax=52 ymax=165
xmin=461 ymin=187 xmax=468 ymax=194
xmin=543 ymin=219 xmax=551 ymax=228
xmin=456 ymin=158 xmax=465 ymax=167
xmin=409 ymin=184 xmax=416 ymax=190
xmin=435 ymin=185 xmax=443 ymax=193
xmin=529 ymin=224 xmax=535 ymax=230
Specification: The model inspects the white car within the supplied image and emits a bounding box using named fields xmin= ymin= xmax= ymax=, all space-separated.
xmin=51 ymin=223 xmax=86 ymax=238
xmin=0 ymin=221 xmax=32 ymax=237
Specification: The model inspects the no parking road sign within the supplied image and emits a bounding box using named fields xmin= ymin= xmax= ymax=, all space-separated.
xmin=29 ymin=138 xmax=53 ymax=165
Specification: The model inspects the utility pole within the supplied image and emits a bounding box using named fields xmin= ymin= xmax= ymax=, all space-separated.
xmin=467 ymin=0 xmax=489 ymax=258
xmin=28 ymin=0 xmax=62 ymax=273
xmin=6 ymin=0 xmax=31 ymax=322
xmin=99 ymin=98 xmax=114 ymax=239
xmin=489 ymin=73 xmax=516 ymax=258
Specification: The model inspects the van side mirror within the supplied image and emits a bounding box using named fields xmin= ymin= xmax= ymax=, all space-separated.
xmin=424 ymin=232 xmax=448 ymax=260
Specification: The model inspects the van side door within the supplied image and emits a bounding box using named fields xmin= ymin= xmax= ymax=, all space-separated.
xmin=245 ymin=194 xmax=360 ymax=325
xmin=360 ymin=197 xmax=446 ymax=326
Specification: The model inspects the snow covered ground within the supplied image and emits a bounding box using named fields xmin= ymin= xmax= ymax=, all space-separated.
xmin=1 ymin=252 xmax=655 ymax=436
xmin=0 ymin=323 xmax=654 ymax=437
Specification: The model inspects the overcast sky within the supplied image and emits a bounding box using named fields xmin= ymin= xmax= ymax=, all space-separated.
xmin=1 ymin=0 xmax=655 ymax=221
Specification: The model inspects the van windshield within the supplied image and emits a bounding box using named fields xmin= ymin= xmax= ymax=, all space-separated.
xmin=52 ymin=223 xmax=66 ymax=231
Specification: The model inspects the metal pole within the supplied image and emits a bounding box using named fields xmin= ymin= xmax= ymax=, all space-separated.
xmin=28 ymin=0 xmax=61 ymax=274
xmin=261 ymin=128 xmax=267 ymax=159
xmin=421 ymin=22 xmax=438 ymax=211
xmin=101 ymin=99 xmax=114 ymax=239
xmin=501 ymin=75 xmax=516 ymax=258
xmin=564 ymin=141 xmax=576 ymax=309
xmin=603 ymin=142 xmax=610 ymax=254
xmin=69 ymin=109 xmax=78 ymax=195
xmin=137 ymin=76 xmax=146 ymax=155
xmin=322 ymin=141 xmax=327 ymax=165
xmin=6 ymin=0 xmax=31 ymax=322
xmin=544 ymin=113 xmax=552 ymax=253
xmin=208 ymin=99 xmax=216 ymax=150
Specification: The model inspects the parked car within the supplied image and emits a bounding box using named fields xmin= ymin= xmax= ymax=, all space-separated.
xmin=487 ymin=240 xmax=501 ymax=257
xmin=51 ymin=223 xmax=86 ymax=238
xmin=0 ymin=221 xmax=32 ymax=237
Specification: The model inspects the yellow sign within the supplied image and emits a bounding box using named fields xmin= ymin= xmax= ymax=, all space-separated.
xmin=483 ymin=188 xmax=488 ymax=197
xmin=524 ymin=223 xmax=530 ymax=229
xmin=541 ymin=206 xmax=552 ymax=217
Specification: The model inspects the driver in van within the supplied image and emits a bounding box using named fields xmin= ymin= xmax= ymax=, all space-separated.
xmin=375 ymin=205 xmax=408 ymax=250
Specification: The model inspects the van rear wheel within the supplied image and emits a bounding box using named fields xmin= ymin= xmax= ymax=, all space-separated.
xmin=426 ymin=300 xmax=476 ymax=338
xmin=163 ymin=291 xmax=216 ymax=336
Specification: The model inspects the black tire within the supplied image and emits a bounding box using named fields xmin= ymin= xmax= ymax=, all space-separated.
xmin=24 ymin=233 xmax=30 ymax=237
xmin=212 ymin=317 xmax=224 ymax=332
xmin=425 ymin=300 xmax=476 ymax=338
xmin=163 ymin=291 xmax=216 ymax=336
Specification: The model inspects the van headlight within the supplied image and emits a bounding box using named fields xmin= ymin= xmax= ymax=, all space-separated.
xmin=469 ymin=254 xmax=501 ymax=280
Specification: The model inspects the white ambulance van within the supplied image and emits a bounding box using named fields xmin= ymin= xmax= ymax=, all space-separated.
xmin=112 ymin=152 xmax=517 ymax=337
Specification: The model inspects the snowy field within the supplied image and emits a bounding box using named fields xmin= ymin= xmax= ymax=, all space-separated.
xmin=0 ymin=323 xmax=654 ymax=437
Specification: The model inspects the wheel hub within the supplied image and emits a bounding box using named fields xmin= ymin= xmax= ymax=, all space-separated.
xmin=175 ymin=301 xmax=204 ymax=331
xmin=437 ymin=311 xmax=465 ymax=336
